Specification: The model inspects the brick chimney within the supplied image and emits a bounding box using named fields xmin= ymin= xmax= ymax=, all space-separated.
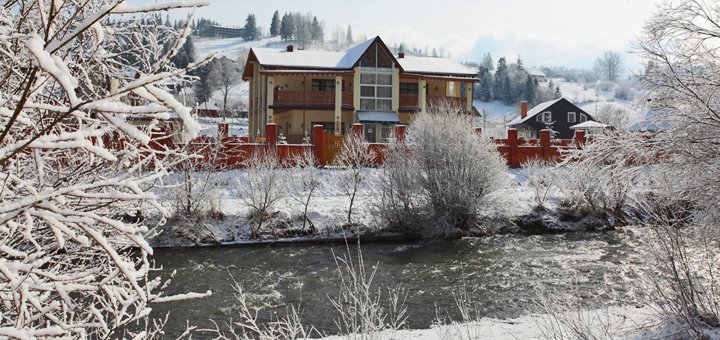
xmin=286 ymin=45 xmax=294 ymax=52
xmin=520 ymin=101 xmax=528 ymax=119
xmin=398 ymin=52 xmax=405 ymax=59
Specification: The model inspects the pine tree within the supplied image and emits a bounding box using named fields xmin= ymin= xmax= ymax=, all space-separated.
xmin=280 ymin=13 xmax=294 ymax=41
xmin=477 ymin=66 xmax=493 ymax=102
xmin=243 ymin=14 xmax=259 ymax=40
xmin=270 ymin=11 xmax=281 ymax=37
xmin=501 ymin=73 xmax=513 ymax=105
xmin=493 ymin=57 xmax=508 ymax=101
xmin=172 ymin=35 xmax=196 ymax=69
xmin=346 ymin=25 xmax=353 ymax=46
xmin=554 ymin=85 xmax=562 ymax=99
xmin=193 ymin=62 xmax=215 ymax=104
xmin=523 ymin=76 xmax=536 ymax=104
xmin=482 ymin=52 xmax=494 ymax=71
xmin=311 ymin=16 xmax=323 ymax=43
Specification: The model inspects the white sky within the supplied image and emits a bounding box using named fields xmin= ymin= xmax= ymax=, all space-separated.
xmin=134 ymin=0 xmax=664 ymax=70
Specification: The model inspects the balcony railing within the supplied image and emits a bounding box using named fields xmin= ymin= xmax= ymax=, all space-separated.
xmin=399 ymin=94 xmax=468 ymax=111
xmin=427 ymin=95 xmax=467 ymax=110
xmin=399 ymin=94 xmax=419 ymax=108
xmin=273 ymin=90 xmax=353 ymax=108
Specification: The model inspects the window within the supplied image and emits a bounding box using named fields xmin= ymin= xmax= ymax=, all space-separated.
xmin=311 ymin=79 xmax=334 ymax=92
xmin=580 ymin=114 xmax=587 ymax=122
xmin=359 ymin=42 xmax=395 ymax=111
xmin=568 ymin=112 xmax=576 ymax=123
xmin=400 ymin=83 xmax=419 ymax=95
xmin=543 ymin=112 xmax=552 ymax=123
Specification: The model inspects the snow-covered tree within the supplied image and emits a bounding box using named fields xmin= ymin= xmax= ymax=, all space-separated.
xmin=234 ymin=151 xmax=285 ymax=238
xmin=209 ymin=57 xmax=242 ymax=118
xmin=594 ymin=50 xmax=623 ymax=81
xmin=0 ymin=0 xmax=212 ymax=338
xmin=243 ymin=14 xmax=259 ymax=41
xmin=270 ymin=10 xmax=281 ymax=37
xmin=333 ymin=132 xmax=376 ymax=224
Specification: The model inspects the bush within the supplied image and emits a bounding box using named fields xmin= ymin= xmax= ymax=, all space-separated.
xmin=520 ymin=158 xmax=558 ymax=210
xmin=380 ymin=109 xmax=508 ymax=237
xmin=235 ymin=151 xmax=285 ymax=238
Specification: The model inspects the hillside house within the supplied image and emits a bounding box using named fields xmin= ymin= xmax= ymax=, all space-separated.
xmin=507 ymin=98 xmax=595 ymax=139
xmin=242 ymin=36 xmax=478 ymax=143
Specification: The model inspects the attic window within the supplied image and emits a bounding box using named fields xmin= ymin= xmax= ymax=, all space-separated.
xmin=580 ymin=114 xmax=587 ymax=122
xmin=568 ymin=112 xmax=576 ymax=123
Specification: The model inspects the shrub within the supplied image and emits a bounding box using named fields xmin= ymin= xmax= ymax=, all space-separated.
xmin=235 ymin=151 xmax=285 ymax=238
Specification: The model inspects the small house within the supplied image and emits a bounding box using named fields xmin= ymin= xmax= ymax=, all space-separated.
xmin=507 ymin=98 xmax=595 ymax=139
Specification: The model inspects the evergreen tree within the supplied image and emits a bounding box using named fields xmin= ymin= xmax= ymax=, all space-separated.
xmin=193 ymin=62 xmax=215 ymax=104
xmin=280 ymin=13 xmax=294 ymax=41
xmin=482 ymin=52 xmax=494 ymax=71
xmin=311 ymin=16 xmax=323 ymax=43
xmin=171 ymin=35 xmax=196 ymax=69
xmin=477 ymin=66 xmax=493 ymax=102
xmin=493 ymin=57 xmax=508 ymax=101
xmin=346 ymin=25 xmax=353 ymax=45
xmin=523 ymin=76 xmax=536 ymax=103
xmin=243 ymin=14 xmax=259 ymax=40
xmin=501 ymin=73 xmax=513 ymax=105
xmin=554 ymin=85 xmax=562 ymax=99
xmin=270 ymin=11 xmax=281 ymax=37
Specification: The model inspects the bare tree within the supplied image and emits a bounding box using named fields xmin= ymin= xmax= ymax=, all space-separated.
xmin=520 ymin=158 xmax=558 ymax=210
xmin=333 ymin=132 xmax=376 ymax=225
xmin=0 ymin=1 xmax=212 ymax=337
xmin=594 ymin=50 xmax=624 ymax=81
xmin=289 ymin=150 xmax=322 ymax=232
xmin=210 ymin=57 xmax=242 ymax=118
xmin=235 ymin=151 xmax=285 ymax=238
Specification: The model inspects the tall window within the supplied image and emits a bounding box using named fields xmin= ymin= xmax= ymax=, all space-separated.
xmin=359 ymin=43 xmax=393 ymax=111
xmin=568 ymin=112 xmax=576 ymax=123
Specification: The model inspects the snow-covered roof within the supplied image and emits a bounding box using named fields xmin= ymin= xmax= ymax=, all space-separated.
xmin=570 ymin=121 xmax=609 ymax=129
xmin=197 ymin=101 xmax=220 ymax=111
xmin=397 ymin=55 xmax=477 ymax=76
xmin=248 ymin=36 xmax=476 ymax=77
xmin=527 ymin=68 xmax=546 ymax=77
xmin=507 ymin=98 xmax=563 ymax=125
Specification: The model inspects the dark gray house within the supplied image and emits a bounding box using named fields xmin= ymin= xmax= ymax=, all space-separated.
xmin=507 ymin=98 xmax=595 ymax=139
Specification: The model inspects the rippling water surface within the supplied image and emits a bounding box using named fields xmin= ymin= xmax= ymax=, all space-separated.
xmin=151 ymin=228 xmax=646 ymax=336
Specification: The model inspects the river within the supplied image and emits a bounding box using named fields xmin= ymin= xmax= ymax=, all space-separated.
xmin=149 ymin=228 xmax=646 ymax=337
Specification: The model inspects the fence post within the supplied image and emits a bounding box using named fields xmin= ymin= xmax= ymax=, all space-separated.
xmin=352 ymin=123 xmax=364 ymax=138
xmin=218 ymin=123 xmax=229 ymax=140
xmin=312 ymin=125 xmax=324 ymax=165
xmin=396 ymin=125 xmax=406 ymax=142
xmin=575 ymin=130 xmax=586 ymax=148
xmin=265 ymin=123 xmax=277 ymax=148
xmin=540 ymin=129 xmax=552 ymax=162
xmin=507 ymin=128 xmax=520 ymax=167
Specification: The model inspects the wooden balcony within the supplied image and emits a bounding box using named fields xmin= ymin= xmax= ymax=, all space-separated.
xmin=272 ymin=90 xmax=353 ymax=109
xmin=399 ymin=94 xmax=469 ymax=112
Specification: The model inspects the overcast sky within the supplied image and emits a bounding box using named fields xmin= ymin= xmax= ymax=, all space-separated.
xmin=136 ymin=0 xmax=664 ymax=71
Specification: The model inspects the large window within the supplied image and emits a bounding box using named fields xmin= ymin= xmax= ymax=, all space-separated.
xmin=359 ymin=43 xmax=394 ymax=111
xmin=311 ymin=79 xmax=334 ymax=92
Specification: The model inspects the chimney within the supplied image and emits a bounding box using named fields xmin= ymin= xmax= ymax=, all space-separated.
xmin=286 ymin=45 xmax=294 ymax=52
xmin=520 ymin=101 xmax=528 ymax=119
xmin=398 ymin=52 xmax=405 ymax=59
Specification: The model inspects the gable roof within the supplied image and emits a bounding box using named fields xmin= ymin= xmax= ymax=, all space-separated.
xmin=243 ymin=36 xmax=476 ymax=79
xmin=507 ymin=97 xmax=593 ymax=126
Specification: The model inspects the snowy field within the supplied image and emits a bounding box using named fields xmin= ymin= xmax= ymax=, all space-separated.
xmin=194 ymin=36 xmax=285 ymax=59
xmin=196 ymin=116 xmax=249 ymax=137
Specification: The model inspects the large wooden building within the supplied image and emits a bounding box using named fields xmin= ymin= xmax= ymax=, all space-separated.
xmin=242 ymin=36 xmax=478 ymax=143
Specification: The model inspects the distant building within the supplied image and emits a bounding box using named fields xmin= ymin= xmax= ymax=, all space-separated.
xmin=507 ymin=98 xmax=596 ymax=139
xmin=527 ymin=68 xmax=547 ymax=83
xmin=242 ymin=36 xmax=479 ymax=143
xmin=196 ymin=101 xmax=221 ymax=117
xmin=206 ymin=25 xmax=245 ymax=39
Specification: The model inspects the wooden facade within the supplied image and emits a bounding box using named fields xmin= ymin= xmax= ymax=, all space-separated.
xmin=508 ymin=98 xmax=595 ymax=139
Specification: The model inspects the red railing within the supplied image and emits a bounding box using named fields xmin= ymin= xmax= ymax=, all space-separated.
xmin=399 ymin=94 xmax=419 ymax=108
xmin=274 ymin=91 xmax=353 ymax=107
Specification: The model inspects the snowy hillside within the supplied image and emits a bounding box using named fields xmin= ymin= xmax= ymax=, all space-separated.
xmin=194 ymin=36 xmax=285 ymax=59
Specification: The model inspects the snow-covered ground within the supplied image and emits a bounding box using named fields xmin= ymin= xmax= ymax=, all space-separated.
xmin=196 ymin=117 xmax=248 ymax=137
xmin=194 ymin=36 xmax=285 ymax=59
xmin=321 ymin=306 xmax=659 ymax=340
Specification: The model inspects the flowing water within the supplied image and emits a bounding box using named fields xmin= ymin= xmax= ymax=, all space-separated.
xmin=150 ymin=228 xmax=646 ymax=337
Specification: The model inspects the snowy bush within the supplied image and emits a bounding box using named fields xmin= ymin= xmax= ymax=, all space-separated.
xmin=333 ymin=132 xmax=377 ymax=225
xmin=377 ymin=139 xmax=424 ymax=230
xmin=381 ymin=109 xmax=507 ymax=237
xmin=0 ymin=1 xmax=212 ymax=338
xmin=520 ymin=158 xmax=558 ymax=210
xmin=235 ymin=151 xmax=285 ymax=238
xmin=613 ymin=83 xmax=634 ymax=101
xmin=594 ymin=104 xmax=630 ymax=130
